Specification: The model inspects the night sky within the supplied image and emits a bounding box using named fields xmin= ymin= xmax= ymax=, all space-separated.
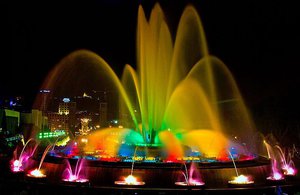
xmin=1 ymin=0 xmax=300 ymax=123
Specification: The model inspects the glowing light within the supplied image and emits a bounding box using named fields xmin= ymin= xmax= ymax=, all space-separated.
xmin=267 ymin=172 xmax=284 ymax=181
xmin=114 ymin=175 xmax=145 ymax=185
xmin=62 ymin=174 xmax=89 ymax=183
xmin=125 ymin=175 xmax=137 ymax=184
xmin=83 ymin=92 xmax=91 ymax=98
xmin=13 ymin=160 xmax=20 ymax=167
xmin=27 ymin=169 xmax=46 ymax=178
xmin=11 ymin=160 xmax=23 ymax=172
xmin=228 ymin=175 xmax=254 ymax=185
xmin=62 ymin=158 xmax=88 ymax=183
xmin=282 ymin=165 xmax=297 ymax=176
xmin=69 ymin=175 xmax=77 ymax=181
xmin=40 ymin=89 xmax=50 ymax=93
xmin=62 ymin=98 xmax=70 ymax=103
xmin=175 ymin=180 xmax=205 ymax=186
xmin=79 ymin=118 xmax=91 ymax=135
xmin=56 ymin=136 xmax=70 ymax=146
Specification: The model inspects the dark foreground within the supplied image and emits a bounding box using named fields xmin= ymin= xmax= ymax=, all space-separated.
xmin=1 ymin=177 xmax=300 ymax=195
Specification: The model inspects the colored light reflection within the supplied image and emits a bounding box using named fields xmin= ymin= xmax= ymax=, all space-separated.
xmin=228 ymin=175 xmax=254 ymax=185
xmin=114 ymin=175 xmax=145 ymax=185
xmin=11 ymin=160 xmax=23 ymax=172
xmin=267 ymin=172 xmax=284 ymax=181
xmin=62 ymin=176 xmax=89 ymax=183
xmin=175 ymin=179 xmax=205 ymax=186
xmin=27 ymin=169 xmax=46 ymax=178
xmin=62 ymin=174 xmax=89 ymax=183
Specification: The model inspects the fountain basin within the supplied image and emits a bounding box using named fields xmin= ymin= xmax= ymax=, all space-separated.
xmin=26 ymin=155 xmax=270 ymax=189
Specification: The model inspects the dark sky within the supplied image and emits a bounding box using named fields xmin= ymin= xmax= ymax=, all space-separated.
xmin=0 ymin=0 xmax=299 ymax=113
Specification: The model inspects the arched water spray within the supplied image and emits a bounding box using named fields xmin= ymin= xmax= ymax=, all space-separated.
xmin=175 ymin=162 xmax=204 ymax=186
xmin=130 ymin=146 xmax=138 ymax=176
xmin=38 ymin=144 xmax=53 ymax=170
xmin=263 ymin=141 xmax=285 ymax=180
xmin=18 ymin=138 xmax=35 ymax=162
xmin=182 ymin=163 xmax=189 ymax=184
xmin=51 ymin=136 xmax=64 ymax=151
xmin=27 ymin=144 xmax=53 ymax=178
xmin=228 ymin=150 xmax=239 ymax=177
xmin=11 ymin=138 xmax=39 ymax=172
xmin=62 ymin=158 xmax=88 ymax=183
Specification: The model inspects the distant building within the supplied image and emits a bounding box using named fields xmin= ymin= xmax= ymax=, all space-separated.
xmin=33 ymin=89 xmax=51 ymax=114
xmin=47 ymin=111 xmax=69 ymax=131
xmin=46 ymin=90 xmax=113 ymax=134
xmin=0 ymin=108 xmax=48 ymax=146
xmin=78 ymin=118 xmax=91 ymax=135
xmin=0 ymin=109 xmax=20 ymax=135
xmin=0 ymin=96 xmax=27 ymax=112
xmin=99 ymin=102 xmax=108 ymax=127
xmin=20 ymin=109 xmax=48 ymax=128
xmin=20 ymin=109 xmax=48 ymax=139
xmin=47 ymin=98 xmax=76 ymax=135
xmin=74 ymin=91 xmax=108 ymax=129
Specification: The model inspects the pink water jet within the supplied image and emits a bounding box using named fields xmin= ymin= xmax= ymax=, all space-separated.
xmin=175 ymin=180 xmax=205 ymax=186
xmin=282 ymin=165 xmax=297 ymax=176
xmin=62 ymin=158 xmax=89 ymax=183
xmin=10 ymin=138 xmax=38 ymax=173
xmin=266 ymin=172 xmax=284 ymax=181
xmin=175 ymin=163 xmax=205 ymax=186
xmin=275 ymin=145 xmax=297 ymax=176
xmin=11 ymin=159 xmax=23 ymax=172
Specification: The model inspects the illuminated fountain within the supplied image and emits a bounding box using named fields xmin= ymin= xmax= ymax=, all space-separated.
xmin=227 ymin=151 xmax=254 ymax=186
xmin=114 ymin=175 xmax=145 ymax=186
xmin=27 ymin=2 xmax=295 ymax=190
xmin=41 ymin=2 xmax=257 ymax=164
xmin=115 ymin=147 xmax=145 ymax=185
xmin=62 ymin=158 xmax=89 ymax=183
xmin=275 ymin=145 xmax=297 ymax=176
xmin=10 ymin=138 xmax=38 ymax=173
xmin=264 ymin=140 xmax=297 ymax=183
xmin=175 ymin=162 xmax=204 ymax=186
xmin=26 ymin=144 xmax=53 ymax=179
xmin=264 ymin=141 xmax=285 ymax=182
xmin=228 ymin=175 xmax=254 ymax=186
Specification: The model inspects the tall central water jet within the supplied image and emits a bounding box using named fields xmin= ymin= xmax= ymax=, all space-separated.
xmin=37 ymin=3 xmax=257 ymax=161
xmin=119 ymin=3 xmax=257 ymax=158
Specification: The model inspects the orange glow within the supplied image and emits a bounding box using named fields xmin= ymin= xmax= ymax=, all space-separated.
xmin=158 ymin=131 xmax=184 ymax=159
xmin=283 ymin=166 xmax=296 ymax=176
xmin=125 ymin=175 xmax=137 ymax=184
xmin=27 ymin=169 xmax=46 ymax=178
xmin=228 ymin=175 xmax=253 ymax=185
xmin=114 ymin=175 xmax=145 ymax=185
xmin=181 ymin=130 xmax=228 ymax=158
